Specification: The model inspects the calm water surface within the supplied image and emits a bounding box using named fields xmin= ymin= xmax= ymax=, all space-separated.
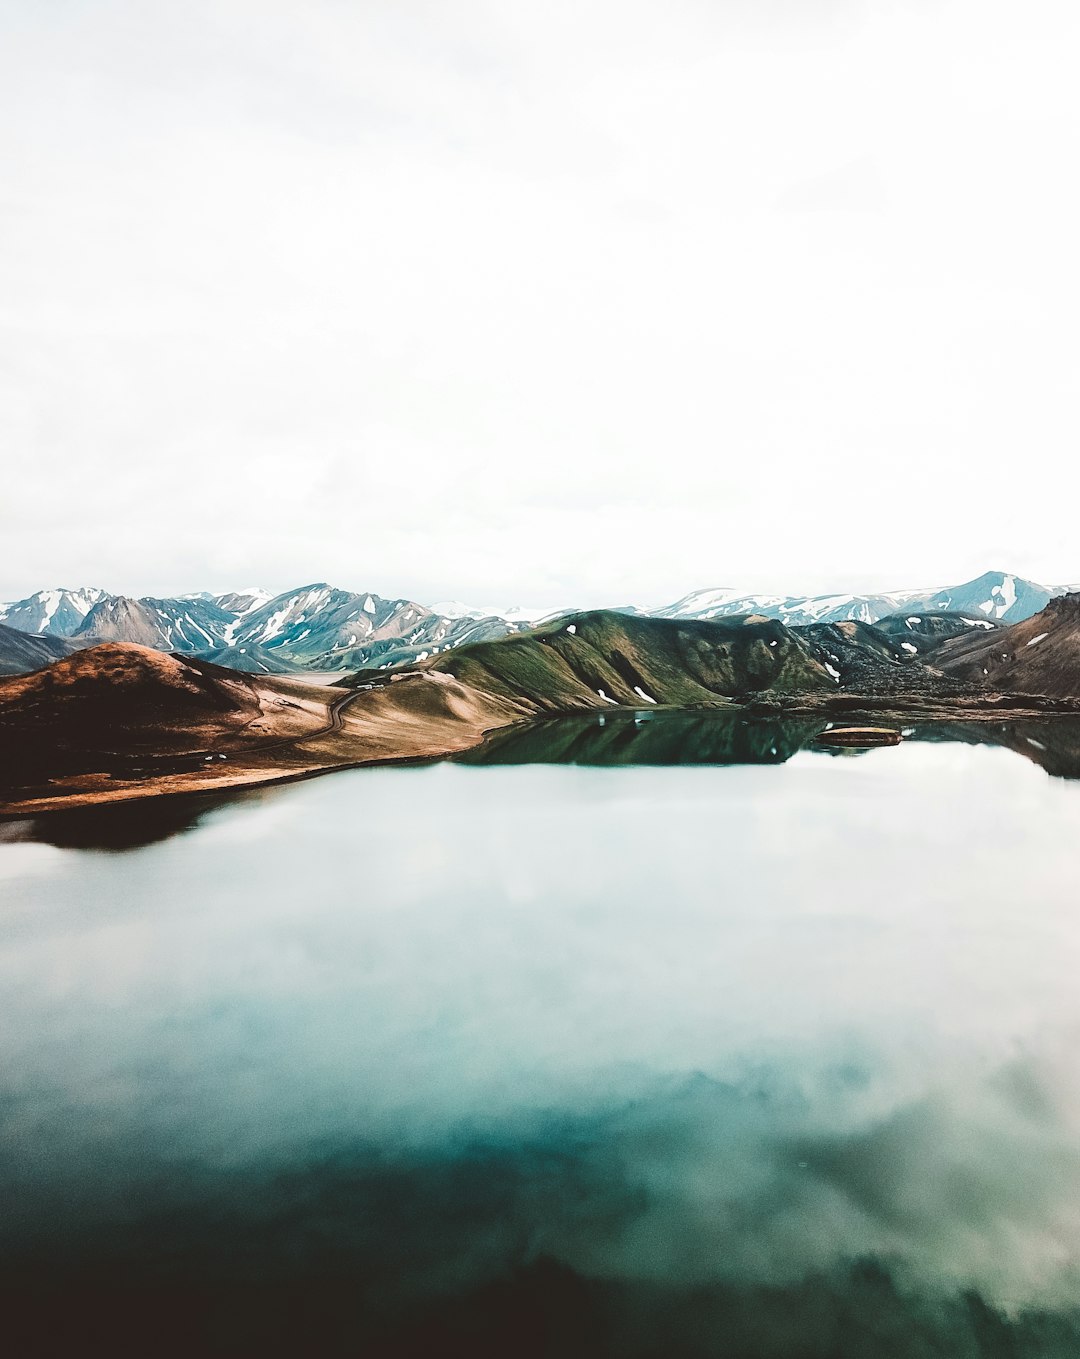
xmin=2 ymin=714 xmax=1080 ymax=1356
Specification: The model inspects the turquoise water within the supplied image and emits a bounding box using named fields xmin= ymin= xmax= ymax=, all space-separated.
xmin=2 ymin=718 xmax=1080 ymax=1355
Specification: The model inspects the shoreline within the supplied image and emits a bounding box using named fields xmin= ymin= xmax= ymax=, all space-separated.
xmin=4 ymin=689 xmax=1079 ymax=819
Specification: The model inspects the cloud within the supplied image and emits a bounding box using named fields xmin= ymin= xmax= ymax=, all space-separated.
xmin=2 ymin=1 xmax=1079 ymax=603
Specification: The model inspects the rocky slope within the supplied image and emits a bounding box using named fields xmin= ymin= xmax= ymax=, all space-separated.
xmin=933 ymin=593 xmax=1080 ymax=696
xmin=73 ymin=595 xmax=236 ymax=651
xmin=0 ymin=624 xmax=77 ymax=676
xmin=197 ymin=643 xmax=309 ymax=675
xmin=873 ymin=611 xmax=1000 ymax=645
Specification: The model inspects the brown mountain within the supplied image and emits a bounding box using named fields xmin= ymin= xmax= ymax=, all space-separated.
xmin=0 ymin=644 xmax=319 ymax=786
xmin=934 ymin=593 xmax=1080 ymax=696
xmin=0 ymin=642 xmax=526 ymax=811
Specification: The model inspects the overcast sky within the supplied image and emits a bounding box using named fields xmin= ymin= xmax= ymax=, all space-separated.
xmin=2 ymin=0 xmax=1078 ymax=608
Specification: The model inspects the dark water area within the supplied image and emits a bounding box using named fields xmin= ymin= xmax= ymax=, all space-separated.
xmin=3 ymin=714 xmax=1080 ymax=1355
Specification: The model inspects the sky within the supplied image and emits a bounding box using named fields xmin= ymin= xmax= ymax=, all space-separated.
xmin=2 ymin=0 xmax=1079 ymax=609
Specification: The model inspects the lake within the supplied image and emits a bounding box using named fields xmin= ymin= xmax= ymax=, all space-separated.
xmin=2 ymin=712 xmax=1080 ymax=1356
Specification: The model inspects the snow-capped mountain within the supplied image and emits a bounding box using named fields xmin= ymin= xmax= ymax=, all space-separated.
xmin=0 ymin=581 xmax=527 ymax=672
xmin=232 ymin=584 xmax=426 ymax=657
xmin=321 ymin=614 xmax=524 ymax=672
xmin=657 ymin=572 xmax=1055 ymax=628
xmin=73 ymin=595 xmax=236 ymax=651
xmin=905 ymin=571 xmax=1054 ymax=622
xmin=656 ymin=588 xmax=900 ymax=626
xmin=0 ymin=587 xmax=108 ymax=637
xmin=430 ymin=600 xmax=560 ymax=623
xmin=229 ymin=584 xmax=524 ymax=668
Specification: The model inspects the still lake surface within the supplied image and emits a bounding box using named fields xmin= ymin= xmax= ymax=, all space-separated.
xmin=3 ymin=712 xmax=1080 ymax=1355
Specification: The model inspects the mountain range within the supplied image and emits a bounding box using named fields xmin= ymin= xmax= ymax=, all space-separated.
xmin=4 ymin=585 xmax=1080 ymax=815
xmin=656 ymin=570 xmax=1060 ymax=627
xmin=0 ymin=584 xmax=526 ymax=673
xmin=0 ymin=570 xmax=1069 ymax=678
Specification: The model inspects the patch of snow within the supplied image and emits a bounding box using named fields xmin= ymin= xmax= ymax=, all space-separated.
xmin=907 ymin=616 xmax=921 ymax=625
xmin=566 ymin=624 xmax=577 ymax=634
xmin=258 ymin=603 xmax=294 ymax=641
xmin=824 ymin=663 xmax=841 ymax=682
xmin=596 ymin=688 xmax=619 ymax=705
xmin=633 ymin=686 xmax=657 ymax=704
xmin=184 ymin=613 xmax=215 ymax=644
xmin=1025 ymin=632 xmax=1048 ymax=648
xmin=364 ymin=595 xmax=376 ymax=613
xmin=901 ymin=642 xmax=918 ymax=654
xmin=38 ymin=589 xmax=61 ymax=630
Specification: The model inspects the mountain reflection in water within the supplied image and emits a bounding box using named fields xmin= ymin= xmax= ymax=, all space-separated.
xmin=2 ymin=719 xmax=1080 ymax=1356
xmin=461 ymin=707 xmax=1080 ymax=780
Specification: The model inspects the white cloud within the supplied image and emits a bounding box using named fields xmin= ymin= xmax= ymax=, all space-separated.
xmin=1 ymin=0 xmax=1078 ymax=606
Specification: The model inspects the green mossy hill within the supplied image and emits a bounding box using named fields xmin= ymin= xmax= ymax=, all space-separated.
xmin=423 ymin=610 xmax=836 ymax=710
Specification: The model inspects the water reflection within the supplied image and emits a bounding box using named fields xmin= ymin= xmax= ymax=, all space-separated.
xmin=460 ymin=709 xmax=826 ymax=766
xmin=0 ymin=788 xmax=259 ymax=851
xmin=463 ymin=708 xmax=1080 ymax=782
xmin=2 ymin=732 xmax=1080 ymax=1354
xmin=7 ymin=1066 xmax=1080 ymax=1356
xmin=8 ymin=713 xmax=1080 ymax=853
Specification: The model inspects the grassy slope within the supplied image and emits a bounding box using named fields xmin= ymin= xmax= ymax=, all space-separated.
xmin=424 ymin=610 xmax=836 ymax=710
